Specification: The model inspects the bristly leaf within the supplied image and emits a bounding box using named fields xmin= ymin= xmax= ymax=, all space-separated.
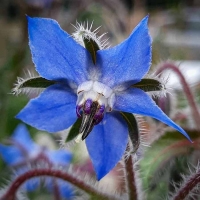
xmin=120 ymin=112 xmax=140 ymax=153
xmin=66 ymin=118 xmax=82 ymax=142
xmin=83 ymin=37 xmax=100 ymax=64
xmin=133 ymin=78 xmax=163 ymax=92
xmin=19 ymin=77 xmax=55 ymax=89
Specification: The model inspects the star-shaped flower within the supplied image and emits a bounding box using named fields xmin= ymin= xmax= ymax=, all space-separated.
xmin=0 ymin=124 xmax=73 ymax=198
xmin=15 ymin=16 xmax=191 ymax=180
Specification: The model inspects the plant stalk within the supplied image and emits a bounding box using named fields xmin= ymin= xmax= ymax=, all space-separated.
xmin=157 ymin=62 xmax=200 ymax=130
xmin=0 ymin=168 xmax=117 ymax=200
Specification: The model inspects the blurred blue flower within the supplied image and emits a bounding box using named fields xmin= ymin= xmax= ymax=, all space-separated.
xmin=16 ymin=16 xmax=191 ymax=180
xmin=0 ymin=124 xmax=73 ymax=198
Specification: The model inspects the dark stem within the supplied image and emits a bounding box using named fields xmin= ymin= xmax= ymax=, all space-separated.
xmin=53 ymin=178 xmax=61 ymax=200
xmin=172 ymin=169 xmax=200 ymax=200
xmin=157 ymin=62 xmax=200 ymax=130
xmin=0 ymin=168 xmax=117 ymax=200
xmin=124 ymin=145 xmax=138 ymax=200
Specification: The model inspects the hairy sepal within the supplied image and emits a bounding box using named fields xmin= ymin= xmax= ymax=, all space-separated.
xmin=120 ymin=112 xmax=140 ymax=154
xmin=65 ymin=118 xmax=81 ymax=142
xmin=83 ymin=37 xmax=100 ymax=64
xmin=13 ymin=76 xmax=55 ymax=95
xmin=132 ymin=78 xmax=164 ymax=93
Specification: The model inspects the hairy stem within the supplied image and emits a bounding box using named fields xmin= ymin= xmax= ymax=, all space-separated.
xmin=53 ymin=178 xmax=61 ymax=200
xmin=124 ymin=145 xmax=138 ymax=200
xmin=0 ymin=168 xmax=117 ymax=200
xmin=157 ymin=62 xmax=200 ymax=130
xmin=172 ymin=169 xmax=200 ymax=200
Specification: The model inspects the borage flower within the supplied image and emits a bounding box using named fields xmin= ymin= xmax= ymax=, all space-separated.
xmin=0 ymin=124 xmax=73 ymax=198
xmin=15 ymin=16 xmax=191 ymax=180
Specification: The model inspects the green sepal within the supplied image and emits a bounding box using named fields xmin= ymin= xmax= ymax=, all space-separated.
xmin=120 ymin=112 xmax=140 ymax=153
xmin=83 ymin=37 xmax=100 ymax=64
xmin=65 ymin=118 xmax=82 ymax=142
xmin=133 ymin=78 xmax=163 ymax=92
xmin=20 ymin=77 xmax=55 ymax=89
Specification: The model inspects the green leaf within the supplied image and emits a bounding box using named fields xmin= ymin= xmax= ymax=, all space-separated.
xmin=120 ymin=112 xmax=139 ymax=153
xmin=65 ymin=118 xmax=82 ymax=142
xmin=19 ymin=77 xmax=55 ymax=89
xmin=139 ymin=129 xmax=199 ymax=196
xmin=133 ymin=78 xmax=163 ymax=92
xmin=83 ymin=37 xmax=100 ymax=64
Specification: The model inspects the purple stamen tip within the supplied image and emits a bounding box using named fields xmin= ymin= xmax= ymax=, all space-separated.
xmin=98 ymin=105 xmax=105 ymax=114
xmin=94 ymin=114 xmax=104 ymax=125
xmin=94 ymin=105 xmax=105 ymax=124
xmin=76 ymin=105 xmax=83 ymax=118
xmin=84 ymin=99 xmax=93 ymax=114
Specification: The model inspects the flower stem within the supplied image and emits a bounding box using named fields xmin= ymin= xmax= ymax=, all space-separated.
xmin=53 ymin=178 xmax=61 ymax=200
xmin=172 ymin=168 xmax=200 ymax=200
xmin=0 ymin=168 xmax=117 ymax=200
xmin=124 ymin=146 xmax=138 ymax=200
xmin=157 ymin=62 xmax=200 ymax=130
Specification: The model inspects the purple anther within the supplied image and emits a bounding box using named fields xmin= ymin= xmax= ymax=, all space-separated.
xmin=83 ymin=99 xmax=93 ymax=114
xmin=94 ymin=114 xmax=104 ymax=125
xmin=97 ymin=105 xmax=105 ymax=115
xmin=94 ymin=105 xmax=105 ymax=124
xmin=76 ymin=105 xmax=83 ymax=118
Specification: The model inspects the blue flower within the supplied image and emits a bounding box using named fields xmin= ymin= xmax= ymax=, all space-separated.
xmin=0 ymin=124 xmax=73 ymax=198
xmin=16 ymin=16 xmax=191 ymax=180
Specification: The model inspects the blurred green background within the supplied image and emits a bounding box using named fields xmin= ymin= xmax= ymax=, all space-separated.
xmin=0 ymin=0 xmax=200 ymax=199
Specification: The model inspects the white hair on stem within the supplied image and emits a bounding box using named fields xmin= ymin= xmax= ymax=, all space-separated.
xmin=168 ymin=161 xmax=200 ymax=200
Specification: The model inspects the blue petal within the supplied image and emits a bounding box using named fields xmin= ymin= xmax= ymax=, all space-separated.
xmin=96 ymin=16 xmax=151 ymax=88
xmin=27 ymin=16 xmax=93 ymax=85
xmin=12 ymin=124 xmax=35 ymax=152
xmin=86 ymin=112 xmax=128 ymax=180
xmin=47 ymin=149 xmax=72 ymax=165
xmin=17 ymin=167 xmax=40 ymax=191
xmin=57 ymin=180 xmax=74 ymax=199
xmin=16 ymin=84 xmax=77 ymax=132
xmin=114 ymin=88 xmax=192 ymax=142
xmin=24 ymin=178 xmax=40 ymax=191
xmin=46 ymin=179 xmax=74 ymax=199
xmin=0 ymin=145 xmax=22 ymax=165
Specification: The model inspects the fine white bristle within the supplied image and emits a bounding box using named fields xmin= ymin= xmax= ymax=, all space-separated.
xmin=72 ymin=22 xmax=109 ymax=50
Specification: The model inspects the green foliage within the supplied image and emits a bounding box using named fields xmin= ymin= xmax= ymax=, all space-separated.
xmin=140 ymin=130 xmax=199 ymax=199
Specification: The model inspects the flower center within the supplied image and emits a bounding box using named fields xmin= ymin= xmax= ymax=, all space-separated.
xmin=75 ymin=81 xmax=115 ymax=142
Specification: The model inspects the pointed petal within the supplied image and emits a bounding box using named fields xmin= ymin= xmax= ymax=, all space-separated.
xmin=0 ymin=145 xmax=22 ymax=165
xmin=16 ymin=84 xmax=77 ymax=132
xmin=47 ymin=149 xmax=72 ymax=165
xmin=86 ymin=112 xmax=128 ymax=180
xmin=46 ymin=179 xmax=74 ymax=198
xmin=17 ymin=167 xmax=40 ymax=191
xmin=114 ymin=88 xmax=192 ymax=142
xmin=27 ymin=16 xmax=93 ymax=85
xmin=25 ymin=179 xmax=40 ymax=191
xmin=96 ymin=16 xmax=151 ymax=88
xmin=57 ymin=181 xmax=74 ymax=199
xmin=12 ymin=124 xmax=35 ymax=152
